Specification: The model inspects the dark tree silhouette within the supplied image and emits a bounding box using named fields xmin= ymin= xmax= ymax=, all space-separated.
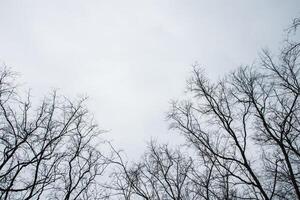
xmin=109 ymin=141 xmax=236 ymax=200
xmin=109 ymin=141 xmax=197 ymax=200
xmin=168 ymin=18 xmax=300 ymax=200
xmin=0 ymin=68 xmax=112 ymax=200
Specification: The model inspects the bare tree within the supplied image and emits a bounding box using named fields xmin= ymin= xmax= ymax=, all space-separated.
xmin=109 ymin=141 xmax=238 ymax=200
xmin=168 ymin=18 xmax=300 ymax=200
xmin=0 ymin=67 xmax=112 ymax=200
xmin=109 ymin=141 xmax=202 ymax=200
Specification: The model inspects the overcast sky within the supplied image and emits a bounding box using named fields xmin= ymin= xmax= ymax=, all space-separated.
xmin=0 ymin=0 xmax=299 ymax=159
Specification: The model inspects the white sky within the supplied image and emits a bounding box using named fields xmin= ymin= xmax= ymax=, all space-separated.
xmin=0 ymin=0 xmax=299 ymax=159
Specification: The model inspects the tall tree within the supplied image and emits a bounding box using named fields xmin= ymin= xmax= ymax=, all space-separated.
xmin=0 ymin=68 xmax=112 ymax=200
xmin=168 ymin=18 xmax=300 ymax=200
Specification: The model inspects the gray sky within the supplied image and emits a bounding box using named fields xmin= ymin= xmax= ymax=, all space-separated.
xmin=0 ymin=0 xmax=299 ymax=159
